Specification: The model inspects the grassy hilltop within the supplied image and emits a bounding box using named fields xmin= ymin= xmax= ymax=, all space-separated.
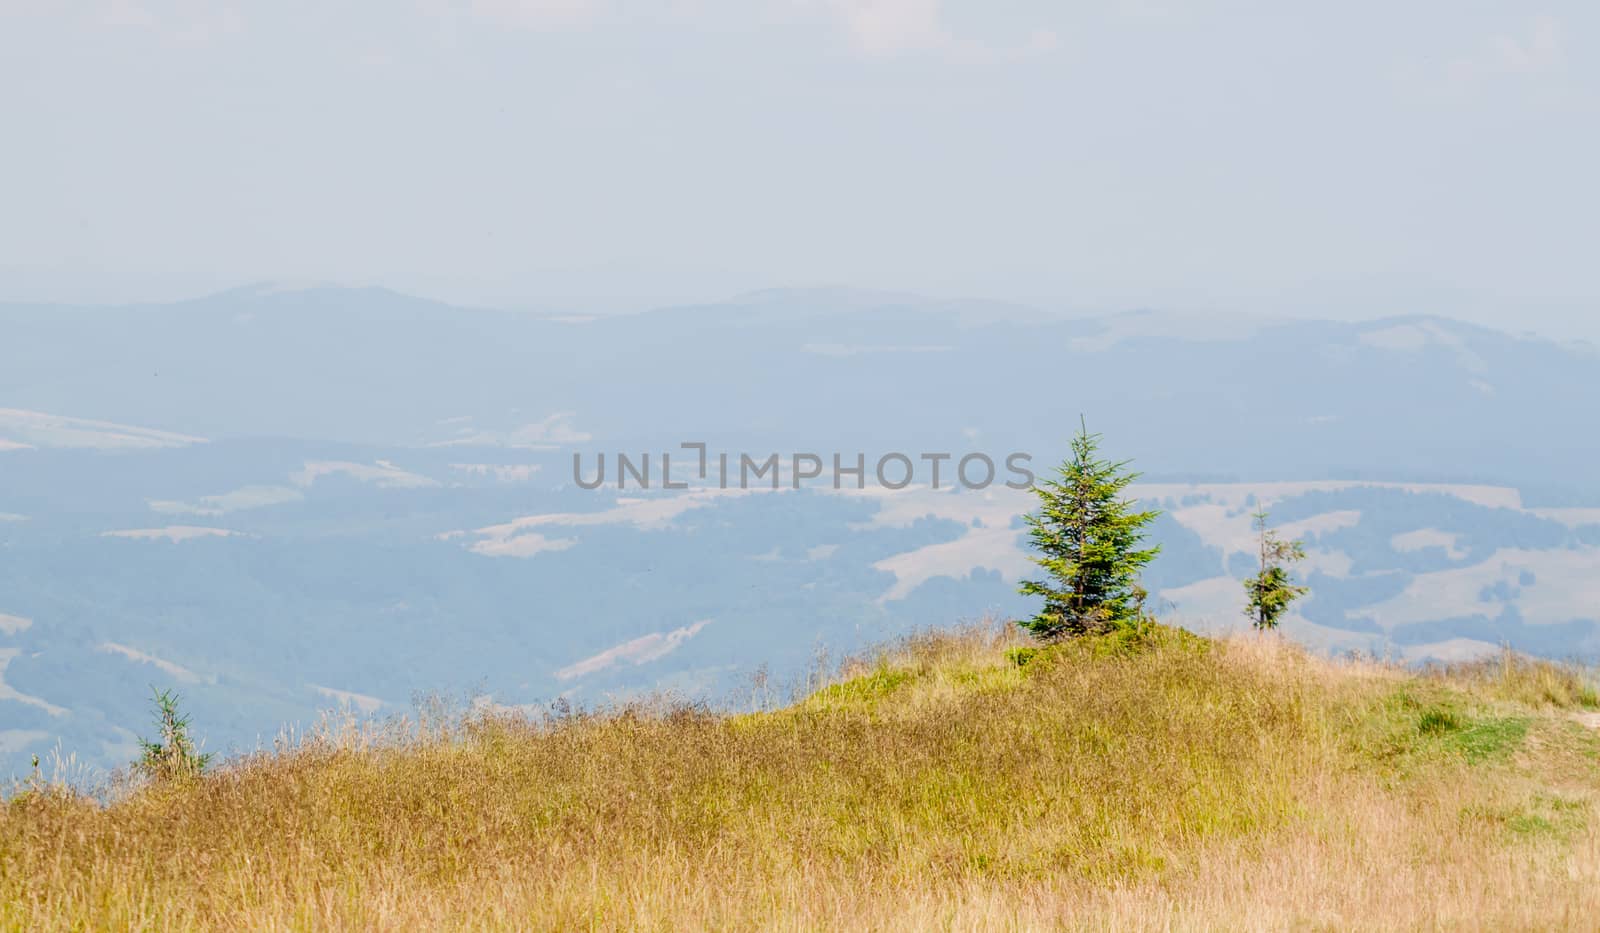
xmin=4 ymin=622 xmax=1599 ymax=931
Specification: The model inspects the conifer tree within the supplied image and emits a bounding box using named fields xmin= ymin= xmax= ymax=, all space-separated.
xmin=136 ymin=688 xmax=212 ymax=782
xmin=1018 ymin=421 xmax=1161 ymax=641
xmin=1244 ymin=509 xmax=1308 ymax=630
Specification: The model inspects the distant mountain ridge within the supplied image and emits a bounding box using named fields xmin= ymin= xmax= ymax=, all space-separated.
xmin=4 ymin=284 xmax=1595 ymax=491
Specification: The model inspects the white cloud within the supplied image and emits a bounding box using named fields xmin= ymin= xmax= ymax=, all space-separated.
xmin=1133 ymin=481 xmax=1524 ymax=513
xmin=430 ymin=0 xmax=598 ymax=29
xmin=803 ymin=0 xmax=1057 ymax=61
xmin=100 ymin=727 xmax=142 ymax=764
xmin=1111 ymin=0 xmax=1184 ymax=24
xmin=92 ymin=0 xmax=244 ymax=44
xmin=0 ymin=729 xmax=50 ymax=755
xmin=428 ymin=413 xmax=591 ymax=449
xmin=0 ymin=648 xmax=69 ymax=717
xmin=1449 ymin=15 xmax=1565 ymax=85
xmin=1300 ymin=548 xmax=1354 ymax=579
xmin=0 ymin=408 xmax=205 ymax=450
xmin=872 ymin=523 xmax=1029 ymax=602
xmin=155 ymin=465 xmax=438 ymax=517
xmin=455 ymin=487 xmax=757 ymax=557
xmin=309 ymin=684 xmax=385 ymax=714
xmin=1358 ymin=322 xmax=1487 ymax=372
xmin=1490 ymin=15 xmax=1563 ymax=73
xmin=1280 ymin=510 xmax=1362 ymax=541
xmin=291 ymin=460 xmax=439 ymax=489
xmin=1391 ymin=528 xmax=1467 ymax=561
xmin=0 ymin=613 xmax=33 ymax=636
xmin=101 ymin=526 xmax=244 ymax=543
xmin=1531 ymin=508 xmax=1600 ymax=529
xmin=450 ymin=463 xmax=543 ymax=483
xmin=98 ymin=642 xmax=205 ymax=683
xmin=802 ymin=342 xmax=952 ymax=357
xmin=1158 ymin=575 xmax=1248 ymax=632
xmin=555 ymin=619 xmax=712 ymax=680
xmin=469 ymin=531 xmax=577 ymax=558
xmin=836 ymin=484 xmax=1033 ymax=602
xmin=823 ymin=0 xmax=948 ymax=56
xmin=1352 ymin=547 xmax=1600 ymax=631
xmin=149 ymin=484 xmax=303 ymax=516
xmin=97 ymin=0 xmax=156 ymax=27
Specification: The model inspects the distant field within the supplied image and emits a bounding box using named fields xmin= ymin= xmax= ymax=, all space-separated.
xmin=4 ymin=622 xmax=1598 ymax=930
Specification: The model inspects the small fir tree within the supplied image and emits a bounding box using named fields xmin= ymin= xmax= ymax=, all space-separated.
xmin=136 ymin=687 xmax=212 ymax=782
xmin=1018 ymin=421 xmax=1161 ymax=641
xmin=1243 ymin=509 xmax=1308 ymax=631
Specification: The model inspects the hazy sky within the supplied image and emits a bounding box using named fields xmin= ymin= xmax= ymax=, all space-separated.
xmin=2 ymin=1 xmax=1596 ymax=337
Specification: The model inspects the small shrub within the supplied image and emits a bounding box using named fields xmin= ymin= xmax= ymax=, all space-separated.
xmin=1418 ymin=707 xmax=1462 ymax=736
xmin=1005 ymin=646 xmax=1039 ymax=668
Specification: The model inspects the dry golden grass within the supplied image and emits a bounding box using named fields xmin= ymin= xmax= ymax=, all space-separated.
xmin=1424 ymin=646 xmax=1600 ymax=711
xmin=3 ymin=621 xmax=1598 ymax=931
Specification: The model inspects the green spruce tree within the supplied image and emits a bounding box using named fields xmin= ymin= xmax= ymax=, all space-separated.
xmin=1243 ymin=509 xmax=1308 ymax=631
xmin=136 ymin=688 xmax=212 ymax=782
xmin=1018 ymin=421 xmax=1161 ymax=641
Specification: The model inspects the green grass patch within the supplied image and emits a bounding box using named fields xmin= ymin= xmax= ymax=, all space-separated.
xmin=1354 ymin=689 xmax=1529 ymax=768
xmin=1462 ymin=793 xmax=1588 ymax=842
xmin=1448 ymin=715 xmax=1530 ymax=764
xmin=808 ymin=667 xmax=915 ymax=709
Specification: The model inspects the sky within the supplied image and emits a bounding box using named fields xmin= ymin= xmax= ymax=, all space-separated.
xmin=1 ymin=1 xmax=1597 ymax=339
